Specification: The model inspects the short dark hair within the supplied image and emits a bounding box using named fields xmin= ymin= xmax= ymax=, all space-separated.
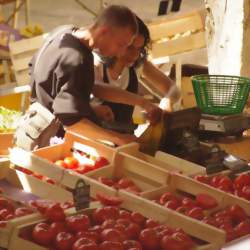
xmin=93 ymin=5 xmax=138 ymax=35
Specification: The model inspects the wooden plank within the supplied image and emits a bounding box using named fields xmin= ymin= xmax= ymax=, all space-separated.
xmin=151 ymin=31 xmax=206 ymax=59
xmin=0 ymin=133 xmax=13 ymax=155
xmin=149 ymin=12 xmax=204 ymax=41
xmin=12 ymin=56 xmax=31 ymax=72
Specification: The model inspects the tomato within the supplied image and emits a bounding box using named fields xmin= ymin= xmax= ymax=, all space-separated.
xmin=55 ymin=160 xmax=68 ymax=169
xmin=131 ymin=212 xmax=145 ymax=226
xmin=98 ymin=177 xmax=115 ymax=187
xmin=234 ymin=174 xmax=250 ymax=189
xmin=172 ymin=232 xmax=195 ymax=249
xmin=186 ymin=207 xmax=204 ymax=220
xmin=119 ymin=210 xmax=132 ymax=220
xmin=211 ymin=176 xmax=223 ymax=188
xmin=76 ymin=231 xmax=100 ymax=243
xmin=145 ymin=219 xmax=159 ymax=228
xmin=55 ymin=231 xmax=75 ymax=250
xmin=102 ymin=219 xmax=117 ymax=229
xmin=96 ymin=193 xmax=123 ymax=206
xmin=32 ymin=222 xmax=53 ymax=246
xmin=45 ymin=203 xmax=65 ymax=222
xmin=242 ymin=185 xmax=250 ymax=200
xmin=125 ymin=222 xmax=141 ymax=239
xmin=218 ymin=176 xmax=233 ymax=190
xmin=194 ymin=175 xmax=210 ymax=184
xmin=139 ymin=228 xmax=160 ymax=249
xmin=49 ymin=222 xmax=67 ymax=238
xmin=164 ymin=200 xmax=180 ymax=210
xmin=202 ymin=216 xmax=219 ymax=227
xmin=66 ymin=214 xmax=90 ymax=232
xmin=159 ymin=192 xmax=176 ymax=205
xmin=196 ymin=193 xmax=218 ymax=209
xmin=103 ymin=207 xmax=120 ymax=221
xmin=64 ymin=156 xmax=79 ymax=169
xmin=99 ymin=241 xmax=123 ymax=250
xmin=0 ymin=208 xmax=14 ymax=220
xmin=89 ymin=225 xmax=103 ymax=234
xmin=228 ymin=204 xmax=247 ymax=223
xmin=117 ymin=178 xmax=135 ymax=189
xmin=116 ymin=218 xmax=131 ymax=227
xmin=33 ymin=200 xmax=56 ymax=213
xmin=181 ymin=197 xmax=197 ymax=209
xmin=235 ymin=221 xmax=250 ymax=237
xmin=101 ymin=228 xmax=125 ymax=243
xmin=219 ymin=223 xmax=236 ymax=242
xmin=72 ymin=237 xmax=98 ymax=250
xmin=114 ymin=223 xmax=127 ymax=234
xmin=176 ymin=206 xmax=189 ymax=214
xmin=0 ymin=198 xmax=14 ymax=211
xmin=94 ymin=156 xmax=109 ymax=169
xmin=123 ymin=240 xmax=142 ymax=250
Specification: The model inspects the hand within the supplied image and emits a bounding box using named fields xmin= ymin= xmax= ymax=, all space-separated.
xmin=141 ymin=100 xmax=162 ymax=125
xmin=92 ymin=105 xmax=114 ymax=122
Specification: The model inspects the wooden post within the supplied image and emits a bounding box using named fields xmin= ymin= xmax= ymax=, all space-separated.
xmin=204 ymin=0 xmax=250 ymax=76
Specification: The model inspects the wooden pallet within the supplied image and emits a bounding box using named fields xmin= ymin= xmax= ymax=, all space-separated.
xmin=117 ymin=142 xmax=206 ymax=176
xmin=8 ymin=200 xmax=216 ymax=250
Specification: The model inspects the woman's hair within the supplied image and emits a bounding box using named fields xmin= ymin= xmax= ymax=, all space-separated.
xmin=102 ymin=15 xmax=151 ymax=68
xmin=133 ymin=15 xmax=151 ymax=68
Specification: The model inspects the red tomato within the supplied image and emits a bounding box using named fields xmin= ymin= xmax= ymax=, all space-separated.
xmin=194 ymin=175 xmax=210 ymax=184
xmin=45 ymin=203 xmax=65 ymax=222
xmin=114 ymin=223 xmax=127 ymax=234
xmin=235 ymin=221 xmax=250 ymax=237
xmin=175 ymin=206 xmax=189 ymax=214
xmin=55 ymin=231 xmax=75 ymax=250
xmin=196 ymin=193 xmax=218 ymax=209
xmin=119 ymin=210 xmax=132 ymax=220
xmin=72 ymin=237 xmax=98 ymax=250
xmin=125 ymin=222 xmax=141 ymax=239
xmin=202 ymin=216 xmax=219 ymax=227
xmin=55 ymin=160 xmax=68 ymax=169
xmin=131 ymin=212 xmax=145 ymax=226
xmin=123 ymin=240 xmax=142 ymax=250
xmin=218 ymin=176 xmax=233 ymax=192
xmin=145 ymin=219 xmax=159 ymax=228
xmin=0 ymin=198 xmax=14 ymax=211
xmin=116 ymin=218 xmax=131 ymax=227
xmin=0 ymin=208 xmax=14 ymax=220
xmin=228 ymin=204 xmax=247 ymax=223
xmin=32 ymin=222 xmax=53 ymax=246
xmin=89 ymin=225 xmax=103 ymax=234
xmin=139 ymin=228 xmax=160 ymax=249
xmin=66 ymin=214 xmax=90 ymax=232
xmin=96 ymin=193 xmax=123 ymax=206
xmin=75 ymin=165 xmax=93 ymax=174
xmin=76 ymin=231 xmax=100 ymax=243
xmin=161 ymin=233 xmax=194 ymax=250
xmin=211 ymin=176 xmax=223 ymax=188
xmin=164 ymin=200 xmax=180 ymax=210
xmin=242 ymin=185 xmax=250 ymax=200
xmin=159 ymin=192 xmax=176 ymax=205
xmin=234 ymin=174 xmax=250 ymax=189
xmin=117 ymin=178 xmax=135 ymax=189
xmin=64 ymin=157 xmax=79 ymax=169
xmin=172 ymin=232 xmax=195 ymax=249
xmin=94 ymin=156 xmax=109 ymax=169
xmin=98 ymin=177 xmax=115 ymax=187
xmin=101 ymin=228 xmax=125 ymax=243
xmin=219 ymin=223 xmax=236 ymax=242
xmin=102 ymin=219 xmax=117 ymax=229
xmin=14 ymin=207 xmax=33 ymax=217
xmin=186 ymin=207 xmax=204 ymax=220
xmin=99 ymin=241 xmax=123 ymax=250
xmin=50 ymin=222 xmax=67 ymax=238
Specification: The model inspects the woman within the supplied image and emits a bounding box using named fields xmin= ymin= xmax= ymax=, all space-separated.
xmin=92 ymin=15 xmax=180 ymax=124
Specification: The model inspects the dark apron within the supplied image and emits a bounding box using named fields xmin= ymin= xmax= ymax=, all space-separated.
xmin=102 ymin=65 xmax=139 ymax=123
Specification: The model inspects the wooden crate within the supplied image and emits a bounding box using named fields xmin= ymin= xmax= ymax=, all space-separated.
xmin=8 ymin=200 xmax=216 ymax=250
xmin=0 ymin=132 xmax=13 ymax=156
xmin=148 ymin=9 xmax=206 ymax=60
xmin=117 ymin=142 xmax=206 ymax=176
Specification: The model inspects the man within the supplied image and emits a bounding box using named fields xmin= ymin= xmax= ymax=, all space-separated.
xmin=29 ymin=5 xmax=161 ymax=146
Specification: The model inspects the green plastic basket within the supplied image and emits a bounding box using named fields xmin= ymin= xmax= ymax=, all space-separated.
xmin=191 ymin=75 xmax=250 ymax=115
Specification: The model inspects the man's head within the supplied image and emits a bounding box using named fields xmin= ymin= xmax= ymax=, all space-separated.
xmin=92 ymin=5 xmax=138 ymax=57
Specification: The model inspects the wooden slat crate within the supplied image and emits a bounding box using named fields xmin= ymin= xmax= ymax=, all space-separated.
xmin=0 ymin=132 xmax=13 ymax=156
xmin=8 ymin=200 xmax=216 ymax=250
xmin=117 ymin=142 xmax=206 ymax=176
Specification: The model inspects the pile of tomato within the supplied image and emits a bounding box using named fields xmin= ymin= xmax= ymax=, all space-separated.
xmin=154 ymin=191 xmax=250 ymax=242
xmin=194 ymin=173 xmax=250 ymax=201
xmin=21 ymin=204 xmax=196 ymax=250
xmin=98 ymin=177 xmax=141 ymax=195
xmin=55 ymin=156 xmax=109 ymax=175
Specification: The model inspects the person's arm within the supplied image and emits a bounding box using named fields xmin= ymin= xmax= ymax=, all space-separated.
xmin=66 ymin=118 xmax=136 ymax=146
xmin=92 ymin=82 xmax=162 ymax=125
xmin=142 ymin=60 xmax=174 ymax=94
